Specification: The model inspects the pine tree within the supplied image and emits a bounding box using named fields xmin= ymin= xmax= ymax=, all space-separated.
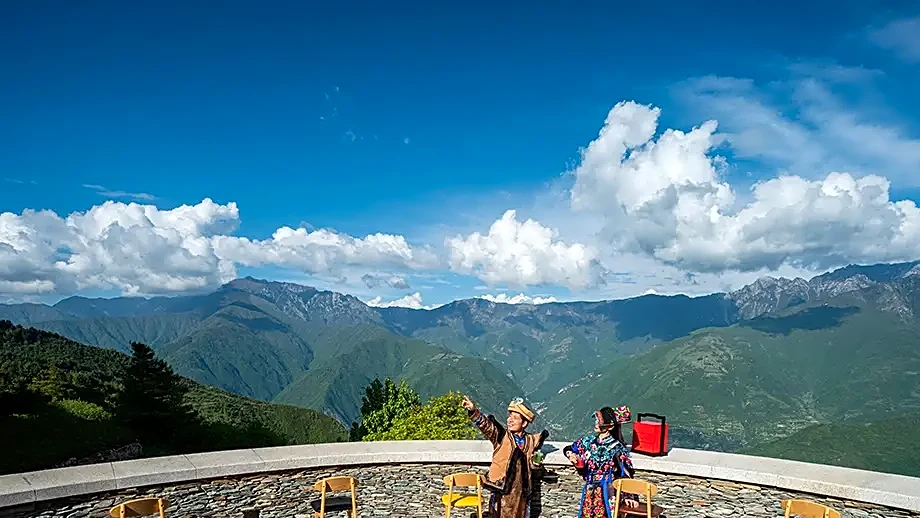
xmin=116 ymin=342 xmax=194 ymax=445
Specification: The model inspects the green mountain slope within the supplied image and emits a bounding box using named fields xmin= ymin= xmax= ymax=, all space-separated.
xmin=742 ymin=415 xmax=920 ymax=477
xmin=0 ymin=321 xmax=345 ymax=474
xmin=159 ymin=302 xmax=314 ymax=400
xmin=0 ymin=303 xmax=71 ymax=325
xmin=543 ymin=287 xmax=920 ymax=447
xmin=5 ymin=263 xmax=920 ymax=469
xmin=274 ymin=334 xmax=526 ymax=427
xmin=377 ymin=293 xmax=739 ymax=402
xmin=37 ymin=312 xmax=203 ymax=353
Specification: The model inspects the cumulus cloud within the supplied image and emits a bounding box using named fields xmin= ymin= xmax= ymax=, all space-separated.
xmin=478 ymin=293 xmax=559 ymax=305
xmin=0 ymin=199 xmax=436 ymax=296
xmin=446 ymin=210 xmax=605 ymax=289
xmin=570 ymin=101 xmax=920 ymax=273
xmin=364 ymin=292 xmax=438 ymax=310
xmin=361 ymin=273 xmax=411 ymax=290
xmin=212 ymin=227 xmax=438 ymax=273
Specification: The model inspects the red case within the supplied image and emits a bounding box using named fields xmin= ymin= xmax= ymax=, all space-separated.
xmin=631 ymin=413 xmax=669 ymax=456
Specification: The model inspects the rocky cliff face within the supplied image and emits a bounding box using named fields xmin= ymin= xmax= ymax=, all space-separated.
xmin=728 ymin=261 xmax=920 ymax=319
xmin=223 ymin=277 xmax=382 ymax=325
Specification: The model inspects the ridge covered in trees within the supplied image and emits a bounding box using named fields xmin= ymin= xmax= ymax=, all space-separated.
xmin=0 ymin=321 xmax=346 ymax=475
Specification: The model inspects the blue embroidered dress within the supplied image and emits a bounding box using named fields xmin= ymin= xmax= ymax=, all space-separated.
xmin=563 ymin=433 xmax=636 ymax=518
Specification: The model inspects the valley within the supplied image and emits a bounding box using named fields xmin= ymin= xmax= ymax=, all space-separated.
xmin=3 ymin=259 xmax=920 ymax=474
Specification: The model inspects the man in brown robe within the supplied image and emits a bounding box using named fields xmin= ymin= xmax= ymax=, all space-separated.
xmin=462 ymin=395 xmax=549 ymax=518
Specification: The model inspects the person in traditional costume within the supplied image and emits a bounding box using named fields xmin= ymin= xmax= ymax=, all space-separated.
xmin=563 ymin=406 xmax=640 ymax=518
xmin=461 ymin=394 xmax=549 ymax=518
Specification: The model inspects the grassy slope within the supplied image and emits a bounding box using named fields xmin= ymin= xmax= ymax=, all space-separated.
xmin=742 ymin=415 xmax=920 ymax=477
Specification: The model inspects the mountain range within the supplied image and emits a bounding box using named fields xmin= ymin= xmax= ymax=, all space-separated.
xmin=3 ymin=260 xmax=920 ymax=456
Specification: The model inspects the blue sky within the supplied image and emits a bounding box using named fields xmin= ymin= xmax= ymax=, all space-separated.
xmin=3 ymin=1 xmax=920 ymax=308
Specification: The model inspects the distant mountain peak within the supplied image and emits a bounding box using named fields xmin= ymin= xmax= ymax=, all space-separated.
xmin=902 ymin=264 xmax=920 ymax=278
xmin=220 ymin=276 xmax=380 ymax=325
xmin=729 ymin=260 xmax=920 ymax=319
xmin=222 ymin=277 xmax=317 ymax=295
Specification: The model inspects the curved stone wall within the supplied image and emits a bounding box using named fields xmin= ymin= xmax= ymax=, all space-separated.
xmin=1 ymin=441 xmax=918 ymax=517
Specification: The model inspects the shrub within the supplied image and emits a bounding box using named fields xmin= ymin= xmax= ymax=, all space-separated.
xmin=364 ymin=392 xmax=478 ymax=441
xmin=54 ymin=399 xmax=112 ymax=421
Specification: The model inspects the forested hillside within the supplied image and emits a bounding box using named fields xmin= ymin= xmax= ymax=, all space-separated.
xmin=0 ymin=321 xmax=346 ymax=475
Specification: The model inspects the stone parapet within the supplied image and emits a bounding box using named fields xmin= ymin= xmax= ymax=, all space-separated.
xmin=0 ymin=441 xmax=918 ymax=515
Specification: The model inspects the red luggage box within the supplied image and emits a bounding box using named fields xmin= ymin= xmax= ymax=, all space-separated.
xmin=631 ymin=413 xmax=669 ymax=456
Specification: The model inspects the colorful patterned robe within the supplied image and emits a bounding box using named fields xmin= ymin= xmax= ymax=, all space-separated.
xmin=563 ymin=434 xmax=637 ymax=518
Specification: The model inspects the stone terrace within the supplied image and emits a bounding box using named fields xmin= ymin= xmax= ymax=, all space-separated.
xmin=3 ymin=464 xmax=918 ymax=518
xmin=1 ymin=442 xmax=919 ymax=518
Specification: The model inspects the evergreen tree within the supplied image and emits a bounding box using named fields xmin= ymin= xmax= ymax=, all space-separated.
xmin=116 ymin=342 xmax=195 ymax=445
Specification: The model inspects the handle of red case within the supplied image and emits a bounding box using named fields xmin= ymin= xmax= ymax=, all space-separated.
xmin=636 ymin=413 xmax=667 ymax=425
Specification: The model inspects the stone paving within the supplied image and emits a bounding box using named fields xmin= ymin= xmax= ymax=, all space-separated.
xmin=2 ymin=463 xmax=917 ymax=518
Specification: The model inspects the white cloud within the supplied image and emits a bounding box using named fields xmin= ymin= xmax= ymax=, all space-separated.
xmin=0 ymin=199 xmax=238 ymax=296
xmin=83 ymin=184 xmax=157 ymax=202
xmin=869 ymin=15 xmax=920 ymax=63
xmin=0 ymin=199 xmax=437 ymax=296
xmin=364 ymin=292 xmax=438 ymax=310
xmin=445 ymin=209 xmax=605 ymax=289
xmin=569 ymin=100 xmax=920 ymax=274
xmin=361 ymin=273 xmax=410 ymax=290
xmin=673 ymin=73 xmax=920 ymax=186
xmin=478 ymin=293 xmax=558 ymax=305
xmin=4 ymin=177 xmax=37 ymax=185
xmin=213 ymin=227 xmax=438 ymax=273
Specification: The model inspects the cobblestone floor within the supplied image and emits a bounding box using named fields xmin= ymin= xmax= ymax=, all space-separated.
xmin=2 ymin=464 xmax=917 ymax=518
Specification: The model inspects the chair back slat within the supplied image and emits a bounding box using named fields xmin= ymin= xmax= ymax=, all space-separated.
xmin=444 ymin=473 xmax=482 ymax=487
xmin=109 ymin=498 xmax=167 ymax=518
xmin=782 ymin=499 xmax=841 ymax=518
xmin=314 ymin=476 xmax=358 ymax=492
xmin=311 ymin=476 xmax=358 ymax=517
xmin=614 ymin=478 xmax=658 ymax=496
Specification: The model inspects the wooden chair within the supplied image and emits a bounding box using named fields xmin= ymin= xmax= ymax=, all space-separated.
xmin=441 ymin=472 xmax=485 ymax=518
xmin=108 ymin=497 xmax=168 ymax=518
xmin=309 ymin=476 xmax=358 ymax=517
xmin=612 ymin=478 xmax=664 ymax=518
xmin=782 ymin=499 xmax=842 ymax=518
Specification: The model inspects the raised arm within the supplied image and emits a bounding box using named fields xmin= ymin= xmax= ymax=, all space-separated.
xmin=461 ymin=394 xmax=504 ymax=446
